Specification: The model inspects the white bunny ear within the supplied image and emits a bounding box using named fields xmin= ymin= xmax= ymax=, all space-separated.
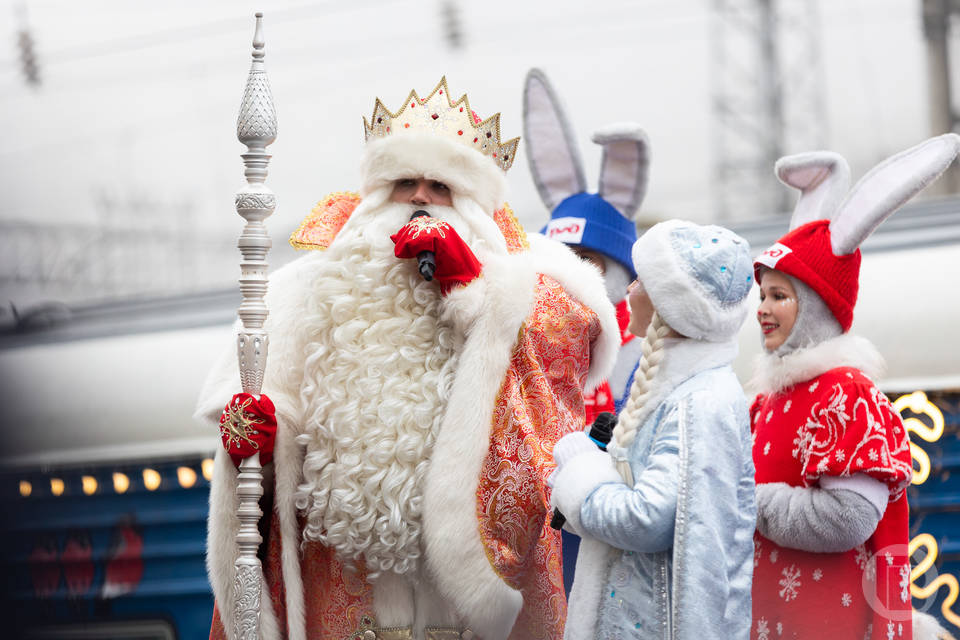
xmin=775 ymin=151 xmax=851 ymax=230
xmin=592 ymin=123 xmax=650 ymax=220
xmin=830 ymin=133 xmax=960 ymax=256
xmin=522 ymin=68 xmax=587 ymax=210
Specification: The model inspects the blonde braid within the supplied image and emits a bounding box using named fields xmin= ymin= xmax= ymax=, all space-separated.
xmin=611 ymin=311 xmax=671 ymax=483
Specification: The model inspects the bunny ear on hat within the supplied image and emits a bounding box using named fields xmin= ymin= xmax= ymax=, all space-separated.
xmin=776 ymin=151 xmax=851 ymax=230
xmin=829 ymin=133 xmax=960 ymax=256
xmin=522 ymin=68 xmax=587 ymax=210
xmin=592 ymin=123 xmax=650 ymax=220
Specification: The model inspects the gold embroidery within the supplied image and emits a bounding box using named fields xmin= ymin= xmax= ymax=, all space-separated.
xmin=222 ymin=397 xmax=263 ymax=449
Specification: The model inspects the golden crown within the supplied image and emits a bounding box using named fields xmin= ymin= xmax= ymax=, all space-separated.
xmin=363 ymin=77 xmax=519 ymax=172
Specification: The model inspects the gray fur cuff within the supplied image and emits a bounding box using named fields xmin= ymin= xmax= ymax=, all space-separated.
xmin=755 ymin=482 xmax=882 ymax=553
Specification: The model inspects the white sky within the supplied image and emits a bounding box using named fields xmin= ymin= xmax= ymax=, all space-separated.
xmin=1 ymin=0 xmax=948 ymax=239
xmin=2 ymin=0 xmax=959 ymax=459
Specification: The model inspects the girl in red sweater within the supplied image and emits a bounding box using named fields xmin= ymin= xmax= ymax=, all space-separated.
xmin=748 ymin=134 xmax=960 ymax=640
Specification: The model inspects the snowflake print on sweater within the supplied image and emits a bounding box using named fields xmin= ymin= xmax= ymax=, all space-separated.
xmin=750 ymin=366 xmax=913 ymax=640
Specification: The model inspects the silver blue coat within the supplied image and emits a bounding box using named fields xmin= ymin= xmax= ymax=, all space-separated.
xmin=568 ymin=338 xmax=756 ymax=639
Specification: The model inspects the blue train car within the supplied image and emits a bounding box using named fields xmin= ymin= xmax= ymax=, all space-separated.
xmin=0 ymin=293 xmax=230 ymax=638
xmin=2 ymin=454 xmax=214 ymax=639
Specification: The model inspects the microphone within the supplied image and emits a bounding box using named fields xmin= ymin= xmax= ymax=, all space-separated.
xmin=410 ymin=210 xmax=436 ymax=281
xmin=550 ymin=411 xmax=618 ymax=531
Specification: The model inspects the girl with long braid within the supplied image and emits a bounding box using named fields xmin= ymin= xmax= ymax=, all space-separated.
xmin=549 ymin=219 xmax=757 ymax=639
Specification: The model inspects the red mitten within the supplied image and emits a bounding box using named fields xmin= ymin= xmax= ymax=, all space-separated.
xmin=218 ymin=392 xmax=277 ymax=468
xmin=391 ymin=216 xmax=482 ymax=294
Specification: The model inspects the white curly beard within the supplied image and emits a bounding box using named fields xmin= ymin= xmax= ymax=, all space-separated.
xmin=292 ymin=192 xmax=495 ymax=579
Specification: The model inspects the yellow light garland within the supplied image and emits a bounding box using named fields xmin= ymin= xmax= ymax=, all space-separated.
xmin=894 ymin=391 xmax=944 ymax=485
xmin=896 ymin=391 xmax=960 ymax=629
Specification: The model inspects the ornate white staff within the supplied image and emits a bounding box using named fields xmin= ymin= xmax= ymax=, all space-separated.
xmin=233 ymin=12 xmax=276 ymax=640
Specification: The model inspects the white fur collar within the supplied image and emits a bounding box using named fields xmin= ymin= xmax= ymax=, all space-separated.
xmin=748 ymin=333 xmax=886 ymax=396
xmin=618 ymin=337 xmax=739 ymax=443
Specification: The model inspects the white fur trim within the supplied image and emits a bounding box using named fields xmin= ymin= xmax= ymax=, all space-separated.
xmin=913 ymin=609 xmax=956 ymax=640
xmin=820 ymin=473 xmax=889 ymax=518
xmin=527 ymin=233 xmax=619 ymax=391
xmin=422 ymin=250 xmax=537 ymax=640
xmin=748 ymin=333 xmax=886 ymax=395
xmin=631 ymin=220 xmax=749 ymax=342
xmin=360 ymin=132 xmax=507 ymax=215
xmin=610 ymin=337 xmax=739 ymax=464
xmin=439 ymin=272 xmax=489 ymax=333
xmin=197 ymin=255 xmax=324 ymax=640
xmin=550 ymin=449 xmax=621 ymax=536
xmin=563 ymin=539 xmax=616 ymax=640
xmin=206 ymin=450 xmax=283 ymax=640
xmin=551 ymin=432 xmax=596 ymax=468
xmin=273 ymin=411 xmax=307 ymax=640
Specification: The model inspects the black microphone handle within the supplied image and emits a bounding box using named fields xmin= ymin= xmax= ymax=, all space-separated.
xmin=410 ymin=210 xmax=437 ymax=282
xmin=417 ymin=250 xmax=436 ymax=281
xmin=550 ymin=412 xmax=618 ymax=531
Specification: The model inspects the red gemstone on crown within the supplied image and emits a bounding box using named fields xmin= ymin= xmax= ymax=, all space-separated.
xmin=431 ymin=114 xmax=439 ymax=120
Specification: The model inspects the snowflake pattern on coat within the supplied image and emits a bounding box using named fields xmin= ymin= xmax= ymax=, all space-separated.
xmin=750 ymin=367 xmax=913 ymax=640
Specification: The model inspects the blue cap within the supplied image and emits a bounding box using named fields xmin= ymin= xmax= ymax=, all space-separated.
xmin=540 ymin=193 xmax=637 ymax=278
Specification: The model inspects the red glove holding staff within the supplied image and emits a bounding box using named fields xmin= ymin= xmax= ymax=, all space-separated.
xmin=391 ymin=213 xmax=482 ymax=295
xmin=218 ymin=392 xmax=277 ymax=468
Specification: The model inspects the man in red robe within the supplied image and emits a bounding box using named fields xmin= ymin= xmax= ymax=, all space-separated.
xmin=196 ymin=77 xmax=618 ymax=640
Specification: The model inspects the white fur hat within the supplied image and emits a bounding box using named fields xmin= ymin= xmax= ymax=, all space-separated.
xmin=632 ymin=219 xmax=753 ymax=342
xmin=359 ymin=131 xmax=508 ymax=215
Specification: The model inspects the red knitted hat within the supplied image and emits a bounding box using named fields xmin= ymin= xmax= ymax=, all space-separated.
xmin=755 ymin=134 xmax=960 ymax=334
xmin=754 ymin=220 xmax=861 ymax=332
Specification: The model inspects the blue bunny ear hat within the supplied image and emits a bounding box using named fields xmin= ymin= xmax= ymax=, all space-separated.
xmin=631 ymin=219 xmax=753 ymax=342
xmin=523 ymin=69 xmax=649 ymax=284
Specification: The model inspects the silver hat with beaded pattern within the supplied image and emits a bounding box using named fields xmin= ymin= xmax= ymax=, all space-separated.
xmin=631 ymin=219 xmax=753 ymax=342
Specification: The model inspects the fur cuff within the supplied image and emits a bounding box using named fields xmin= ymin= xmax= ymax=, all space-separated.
xmin=438 ymin=251 xmax=535 ymax=336
xmin=912 ymin=610 xmax=955 ymax=640
xmin=360 ymin=132 xmax=507 ymax=215
xmin=564 ymin=538 xmax=616 ymax=640
xmin=439 ymin=277 xmax=487 ymax=333
xmin=820 ymin=474 xmax=889 ymax=518
xmin=550 ymin=449 xmax=622 ymax=536
xmin=748 ymin=333 xmax=886 ymax=395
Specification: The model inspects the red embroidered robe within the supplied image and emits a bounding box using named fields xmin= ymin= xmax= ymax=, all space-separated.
xmin=206 ymin=194 xmax=617 ymax=640
xmin=750 ymin=367 xmax=913 ymax=640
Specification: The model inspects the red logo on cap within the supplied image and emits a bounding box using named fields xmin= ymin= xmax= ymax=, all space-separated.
xmin=548 ymin=223 xmax=581 ymax=237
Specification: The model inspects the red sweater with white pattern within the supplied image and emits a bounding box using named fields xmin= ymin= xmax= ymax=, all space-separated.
xmin=750 ymin=364 xmax=912 ymax=640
